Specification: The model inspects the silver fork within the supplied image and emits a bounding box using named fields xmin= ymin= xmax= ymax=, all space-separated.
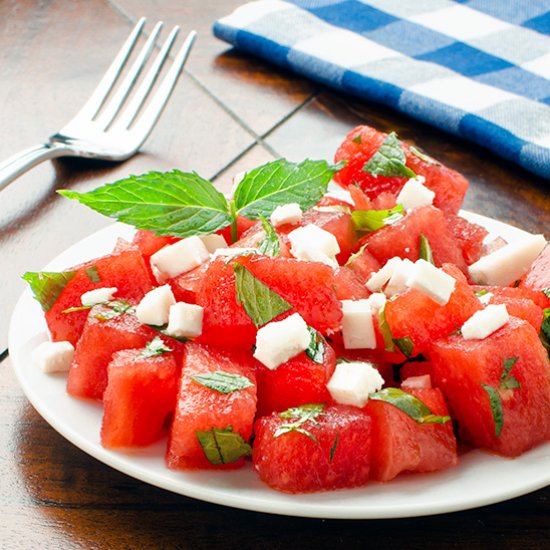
xmin=0 ymin=18 xmax=196 ymax=191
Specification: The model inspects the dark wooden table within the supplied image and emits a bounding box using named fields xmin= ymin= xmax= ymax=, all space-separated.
xmin=1 ymin=1 xmax=549 ymax=548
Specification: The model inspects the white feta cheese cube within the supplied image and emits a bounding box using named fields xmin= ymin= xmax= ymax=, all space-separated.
xmin=461 ymin=304 xmax=509 ymax=340
xmin=367 ymin=292 xmax=387 ymax=312
xmin=32 ymin=341 xmax=74 ymax=374
xmin=288 ymin=224 xmax=340 ymax=267
xmin=270 ymin=203 xmax=303 ymax=227
xmin=406 ymin=259 xmax=456 ymax=305
xmin=341 ymin=299 xmax=376 ymax=349
xmin=325 ymin=181 xmax=355 ymax=206
xmin=365 ymin=257 xmax=402 ymax=292
xmin=150 ymin=236 xmax=210 ymax=279
xmin=327 ymin=361 xmax=384 ymax=408
xmin=135 ymin=285 xmax=176 ymax=326
xmin=200 ymin=234 xmax=228 ymax=253
xmin=253 ymin=313 xmax=311 ymax=370
xmin=166 ymin=302 xmax=204 ymax=338
xmin=468 ymin=234 xmax=546 ymax=286
xmin=384 ymin=258 xmax=415 ymax=297
xmin=80 ymin=286 xmax=118 ymax=306
xmin=396 ymin=175 xmax=435 ymax=211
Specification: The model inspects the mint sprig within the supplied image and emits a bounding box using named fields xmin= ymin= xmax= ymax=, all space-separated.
xmin=233 ymin=263 xmax=292 ymax=327
xmin=22 ymin=271 xmax=77 ymax=312
xmin=363 ymin=132 xmax=416 ymax=178
xmin=370 ymin=388 xmax=450 ymax=424
xmin=191 ymin=370 xmax=254 ymax=394
xmin=58 ymin=159 xmax=340 ymax=243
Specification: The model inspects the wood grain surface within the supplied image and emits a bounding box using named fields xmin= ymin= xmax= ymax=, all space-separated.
xmin=1 ymin=1 xmax=549 ymax=548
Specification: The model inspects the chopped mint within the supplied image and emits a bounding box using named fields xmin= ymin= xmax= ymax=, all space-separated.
xmin=92 ymin=300 xmax=135 ymax=321
xmin=233 ymin=263 xmax=292 ymax=327
xmin=22 ymin=271 xmax=77 ymax=312
xmin=191 ymin=370 xmax=254 ymax=394
xmin=275 ymin=403 xmax=326 ymax=442
xmin=378 ymin=306 xmax=396 ymax=353
xmin=393 ymin=337 xmax=414 ymax=358
xmin=85 ymin=265 xmax=101 ymax=283
xmin=410 ymin=145 xmax=440 ymax=166
xmin=481 ymin=383 xmax=504 ymax=437
xmin=329 ymin=434 xmax=339 ymax=463
xmin=305 ymin=326 xmax=325 ymax=364
xmin=499 ymin=357 xmax=520 ymax=390
xmin=369 ymin=388 xmax=450 ymax=424
xmin=139 ymin=336 xmax=172 ymax=358
xmin=419 ymin=233 xmax=434 ymax=265
xmin=363 ymin=132 xmax=416 ymax=179
xmin=196 ymin=426 xmax=252 ymax=465
xmin=351 ymin=204 xmax=404 ymax=233
xmin=352 ymin=134 xmax=362 ymax=145
xmin=475 ymin=289 xmax=489 ymax=297
xmin=542 ymin=288 xmax=550 ymax=299
xmin=257 ymin=215 xmax=281 ymax=257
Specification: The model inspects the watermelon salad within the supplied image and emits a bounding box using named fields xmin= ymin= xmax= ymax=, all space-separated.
xmin=24 ymin=125 xmax=550 ymax=494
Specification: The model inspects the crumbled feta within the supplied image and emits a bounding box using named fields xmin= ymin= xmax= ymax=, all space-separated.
xmin=200 ymin=234 xmax=228 ymax=253
xmin=341 ymin=300 xmax=376 ymax=349
xmin=32 ymin=341 xmax=74 ymax=374
xmin=253 ymin=313 xmax=311 ymax=370
xmin=80 ymin=286 xmax=117 ymax=306
xmin=327 ymin=361 xmax=384 ymax=408
xmin=166 ymin=302 xmax=204 ymax=338
xmin=468 ymin=234 xmax=546 ymax=286
xmin=287 ymin=224 xmax=340 ymax=268
xmin=270 ymin=203 xmax=303 ymax=227
xmin=406 ymin=259 xmax=456 ymax=305
xmin=367 ymin=292 xmax=387 ymax=312
xmin=135 ymin=285 xmax=176 ymax=326
xmin=396 ymin=175 xmax=434 ymax=211
xmin=477 ymin=291 xmax=494 ymax=306
xmin=461 ymin=304 xmax=509 ymax=340
xmin=365 ymin=257 xmax=402 ymax=292
xmin=384 ymin=258 xmax=415 ymax=297
xmin=150 ymin=236 xmax=210 ymax=279
xmin=324 ymin=181 xmax=355 ymax=206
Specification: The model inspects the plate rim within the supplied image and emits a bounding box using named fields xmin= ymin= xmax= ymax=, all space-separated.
xmin=8 ymin=212 xmax=550 ymax=519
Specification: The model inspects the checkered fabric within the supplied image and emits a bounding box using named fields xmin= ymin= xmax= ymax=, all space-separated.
xmin=214 ymin=0 xmax=550 ymax=180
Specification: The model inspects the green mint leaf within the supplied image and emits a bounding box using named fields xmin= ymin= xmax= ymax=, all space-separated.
xmin=393 ymin=337 xmax=414 ymax=358
xmin=379 ymin=306 xmax=396 ymax=353
xmin=542 ymin=308 xmax=550 ymax=341
xmin=481 ymin=383 xmax=504 ymax=437
xmin=145 ymin=322 xmax=188 ymax=343
xmin=305 ymin=326 xmax=325 ymax=364
xmin=352 ymin=134 xmax=362 ymax=145
xmin=59 ymin=170 xmax=232 ymax=239
xmin=196 ymin=427 xmax=252 ymax=465
xmin=499 ymin=357 xmax=521 ymax=390
xmin=233 ymin=263 xmax=292 ymax=327
xmin=22 ymin=271 xmax=77 ymax=312
xmin=410 ymin=145 xmax=440 ymax=166
xmin=369 ymin=388 xmax=451 ymax=424
xmin=191 ymin=370 xmax=254 ymax=394
xmin=139 ymin=336 xmax=172 ymax=359
xmin=363 ymin=132 xmax=416 ymax=178
xmin=329 ymin=434 xmax=339 ymax=463
xmin=85 ymin=266 xmax=101 ymax=283
xmin=257 ymin=215 xmax=281 ymax=257
xmin=351 ymin=204 xmax=404 ymax=233
xmin=542 ymin=288 xmax=550 ymax=299
xmin=92 ymin=300 xmax=135 ymax=321
xmin=275 ymin=403 xmax=326 ymax=441
xmin=513 ymin=279 xmax=521 ymax=288
xmin=233 ymin=159 xmax=343 ymax=220
xmin=62 ymin=305 xmax=93 ymax=314
xmin=419 ymin=233 xmax=434 ymax=265
xmin=475 ymin=289 xmax=489 ymax=297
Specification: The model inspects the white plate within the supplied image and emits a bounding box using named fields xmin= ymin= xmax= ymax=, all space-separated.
xmin=8 ymin=213 xmax=550 ymax=519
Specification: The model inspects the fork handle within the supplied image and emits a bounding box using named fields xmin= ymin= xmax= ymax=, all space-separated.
xmin=0 ymin=143 xmax=72 ymax=192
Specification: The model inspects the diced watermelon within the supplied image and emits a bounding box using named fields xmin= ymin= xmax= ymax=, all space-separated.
xmin=384 ymin=264 xmax=483 ymax=357
xmin=45 ymin=249 xmax=155 ymax=346
xmin=235 ymin=255 xmax=343 ymax=335
xmin=255 ymin=343 xmax=336 ymax=417
xmin=253 ymin=404 xmax=372 ymax=493
xmin=519 ymin=244 xmax=550 ymax=308
xmin=447 ymin=214 xmax=489 ymax=265
xmin=169 ymin=261 xmax=210 ymax=304
xmin=345 ymin=244 xmax=381 ymax=282
xmin=101 ymin=349 xmax=179 ymax=448
xmin=486 ymin=294 xmax=543 ymax=332
xmin=430 ymin=317 xmax=550 ymax=457
xmin=365 ymin=387 xmax=457 ymax=481
xmin=333 ymin=267 xmax=371 ymax=300
xmin=361 ymin=206 xmax=467 ymax=273
xmin=67 ymin=304 xmax=158 ymax=400
xmin=166 ymin=342 xmax=257 ymax=470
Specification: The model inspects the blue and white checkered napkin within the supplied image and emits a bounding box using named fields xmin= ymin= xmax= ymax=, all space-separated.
xmin=214 ymin=0 xmax=550 ymax=180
